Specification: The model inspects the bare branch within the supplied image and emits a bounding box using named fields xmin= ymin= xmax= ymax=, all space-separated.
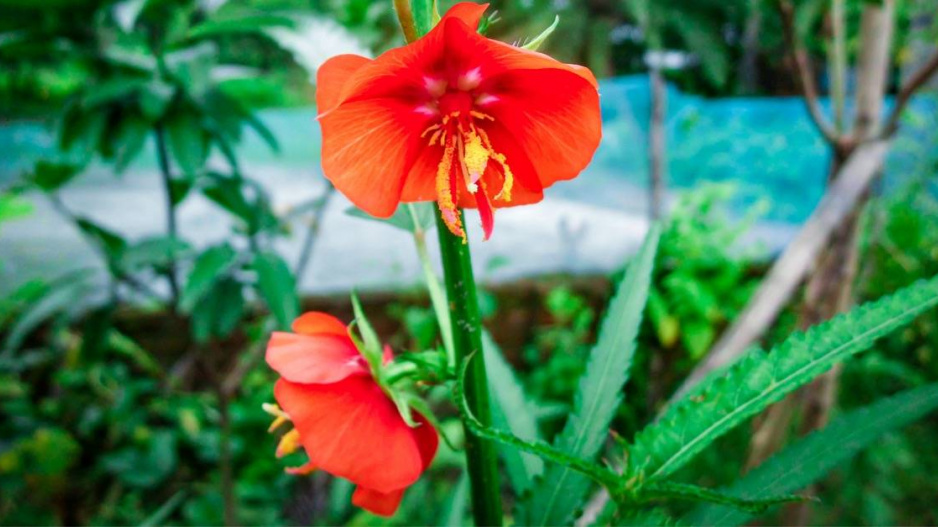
xmin=776 ymin=0 xmax=842 ymax=146
xmin=882 ymin=49 xmax=938 ymax=137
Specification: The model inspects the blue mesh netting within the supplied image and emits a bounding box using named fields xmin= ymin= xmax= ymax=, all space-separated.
xmin=2 ymin=75 xmax=935 ymax=224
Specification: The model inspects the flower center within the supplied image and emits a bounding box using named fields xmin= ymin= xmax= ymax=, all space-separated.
xmin=420 ymin=109 xmax=514 ymax=241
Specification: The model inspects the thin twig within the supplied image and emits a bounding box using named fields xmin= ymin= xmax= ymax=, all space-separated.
xmin=48 ymin=193 xmax=165 ymax=303
xmin=293 ymin=184 xmax=334 ymax=290
xmin=776 ymin=0 xmax=842 ymax=147
xmin=882 ymin=49 xmax=938 ymax=137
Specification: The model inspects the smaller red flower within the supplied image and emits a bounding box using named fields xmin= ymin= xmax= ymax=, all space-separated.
xmin=266 ymin=312 xmax=438 ymax=517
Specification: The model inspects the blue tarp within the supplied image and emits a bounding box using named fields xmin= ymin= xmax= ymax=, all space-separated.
xmin=2 ymin=75 xmax=936 ymax=223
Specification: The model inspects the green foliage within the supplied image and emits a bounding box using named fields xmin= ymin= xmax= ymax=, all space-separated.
xmin=647 ymin=185 xmax=764 ymax=361
xmin=517 ymin=226 xmax=660 ymax=526
xmin=684 ymin=382 xmax=938 ymax=526
xmin=252 ymin=251 xmax=299 ymax=330
xmin=628 ymin=274 xmax=938 ymax=483
xmin=0 ymin=315 xmax=292 ymax=525
xmin=523 ymin=286 xmax=596 ymax=404
xmin=483 ymin=331 xmax=544 ymax=494
xmin=180 ymin=245 xmax=240 ymax=312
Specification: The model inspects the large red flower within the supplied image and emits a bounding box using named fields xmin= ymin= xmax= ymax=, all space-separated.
xmin=266 ymin=312 xmax=438 ymax=517
xmin=317 ymin=2 xmax=601 ymax=240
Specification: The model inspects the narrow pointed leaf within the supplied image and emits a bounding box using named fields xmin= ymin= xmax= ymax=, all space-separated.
xmin=517 ymin=225 xmax=660 ymax=526
xmin=629 ymin=275 xmax=938 ymax=483
xmin=683 ymin=382 xmax=938 ymax=526
xmin=484 ymin=330 xmax=544 ymax=493
xmin=638 ymin=481 xmax=809 ymax=513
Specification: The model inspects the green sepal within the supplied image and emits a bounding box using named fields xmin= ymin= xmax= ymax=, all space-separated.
xmin=350 ymin=292 xmax=383 ymax=372
xmin=521 ymin=15 xmax=559 ymax=51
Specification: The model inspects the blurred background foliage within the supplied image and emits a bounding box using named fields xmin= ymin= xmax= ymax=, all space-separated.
xmin=1 ymin=0 xmax=938 ymax=525
xmin=2 ymin=0 xmax=935 ymax=118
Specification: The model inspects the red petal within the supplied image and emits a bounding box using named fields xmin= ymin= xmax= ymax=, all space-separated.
xmin=316 ymin=54 xmax=371 ymax=114
xmin=400 ymin=145 xmax=440 ymax=203
xmin=350 ymin=412 xmax=438 ymax=517
xmin=352 ymin=487 xmax=405 ymax=517
xmin=319 ymin=98 xmax=431 ymax=217
xmin=484 ymin=68 xmax=600 ymax=188
xmin=441 ymin=2 xmax=489 ymax=29
xmin=274 ymin=378 xmax=426 ymax=493
xmin=266 ymin=333 xmax=367 ymax=384
xmin=412 ymin=413 xmax=439 ymax=470
xmin=291 ymin=312 xmax=348 ymax=337
xmin=476 ymin=189 xmax=494 ymax=240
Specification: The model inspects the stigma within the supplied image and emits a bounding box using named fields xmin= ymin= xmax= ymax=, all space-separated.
xmin=421 ymin=109 xmax=514 ymax=242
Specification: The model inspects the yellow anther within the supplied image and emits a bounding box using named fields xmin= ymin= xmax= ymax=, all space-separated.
xmin=276 ymin=429 xmax=302 ymax=458
xmin=435 ymin=135 xmax=464 ymax=240
xmin=420 ymin=123 xmax=441 ymax=138
xmin=428 ymin=129 xmax=443 ymax=146
xmin=267 ymin=415 xmax=289 ymax=433
xmin=262 ymin=402 xmax=288 ymax=418
xmin=463 ymin=131 xmax=491 ymax=186
xmin=285 ymin=462 xmax=317 ymax=476
xmin=476 ymin=128 xmax=513 ymax=202
xmin=470 ymin=111 xmax=494 ymax=121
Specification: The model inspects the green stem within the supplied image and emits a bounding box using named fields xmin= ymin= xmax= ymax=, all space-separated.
xmin=409 ymin=204 xmax=455 ymax=366
xmin=435 ymin=213 xmax=503 ymax=526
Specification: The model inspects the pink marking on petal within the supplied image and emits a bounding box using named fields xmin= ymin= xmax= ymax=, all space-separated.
xmin=424 ymin=76 xmax=447 ymax=98
xmin=415 ymin=104 xmax=439 ymax=117
xmin=458 ymin=67 xmax=482 ymax=91
xmin=475 ymin=94 xmax=500 ymax=107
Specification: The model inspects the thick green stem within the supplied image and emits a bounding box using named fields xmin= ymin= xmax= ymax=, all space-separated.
xmin=435 ymin=213 xmax=503 ymax=526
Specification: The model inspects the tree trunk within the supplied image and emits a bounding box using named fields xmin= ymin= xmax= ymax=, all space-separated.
xmin=751 ymin=3 xmax=894 ymax=523
xmin=649 ymin=66 xmax=667 ymax=221
xmin=740 ymin=0 xmax=763 ymax=94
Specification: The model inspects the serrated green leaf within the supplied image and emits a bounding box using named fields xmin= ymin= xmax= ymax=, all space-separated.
xmin=683 ymin=382 xmax=938 ymax=526
xmin=180 ymin=245 xmax=238 ymax=311
xmin=638 ymin=481 xmax=809 ymax=513
xmin=629 ymin=274 xmax=938 ymax=483
xmin=484 ymin=330 xmax=544 ymax=494
xmin=517 ymin=225 xmax=660 ymax=526
xmin=253 ymin=251 xmax=298 ymax=329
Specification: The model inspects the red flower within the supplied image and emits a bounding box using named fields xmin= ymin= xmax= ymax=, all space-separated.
xmin=266 ymin=312 xmax=438 ymax=517
xmin=317 ymin=2 xmax=601 ymax=240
